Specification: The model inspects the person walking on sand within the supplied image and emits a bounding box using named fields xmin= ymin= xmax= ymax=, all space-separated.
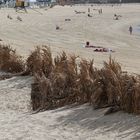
xmin=129 ymin=26 xmax=133 ymax=35
xmin=88 ymin=8 xmax=90 ymax=13
xmin=100 ymin=8 xmax=102 ymax=14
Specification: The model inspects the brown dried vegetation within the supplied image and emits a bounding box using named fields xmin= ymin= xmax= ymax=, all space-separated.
xmin=0 ymin=44 xmax=140 ymax=114
xmin=0 ymin=44 xmax=24 ymax=73
xmin=26 ymin=46 xmax=53 ymax=76
xmin=30 ymin=47 xmax=140 ymax=114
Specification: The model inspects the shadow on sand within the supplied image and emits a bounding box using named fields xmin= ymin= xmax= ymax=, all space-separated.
xmin=53 ymin=104 xmax=140 ymax=139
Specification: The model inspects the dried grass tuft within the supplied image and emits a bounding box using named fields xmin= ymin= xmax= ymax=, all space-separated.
xmin=26 ymin=45 xmax=53 ymax=77
xmin=1 ymin=45 xmax=139 ymax=114
xmin=0 ymin=44 xmax=24 ymax=73
xmin=28 ymin=47 xmax=140 ymax=114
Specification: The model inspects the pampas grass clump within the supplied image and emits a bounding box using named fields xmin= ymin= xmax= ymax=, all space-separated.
xmin=90 ymin=57 xmax=140 ymax=114
xmin=30 ymin=48 xmax=80 ymax=110
xmin=30 ymin=47 xmax=140 ymax=114
xmin=0 ymin=44 xmax=139 ymax=114
xmin=26 ymin=46 xmax=53 ymax=76
xmin=0 ymin=44 xmax=24 ymax=73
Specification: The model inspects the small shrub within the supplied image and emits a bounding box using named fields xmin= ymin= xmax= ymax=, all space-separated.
xmin=26 ymin=46 xmax=53 ymax=77
xmin=0 ymin=44 xmax=24 ymax=73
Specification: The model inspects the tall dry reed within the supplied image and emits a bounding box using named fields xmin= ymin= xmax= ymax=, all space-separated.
xmin=0 ymin=45 xmax=137 ymax=114
xmin=30 ymin=48 xmax=140 ymax=114
xmin=0 ymin=44 xmax=24 ymax=73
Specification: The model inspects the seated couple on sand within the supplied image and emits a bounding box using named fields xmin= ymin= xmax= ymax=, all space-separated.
xmin=113 ymin=14 xmax=122 ymax=20
xmin=94 ymin=48 xmax=115 ymax=52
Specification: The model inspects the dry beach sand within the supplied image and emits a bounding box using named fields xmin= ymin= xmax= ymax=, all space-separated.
xmin=0 ymin=4 xmax=140 ymax=139
xmin=0 ymin=4 xmax=140 ymax=73
xmin=0 ymin=76 xmax=140 ymax=140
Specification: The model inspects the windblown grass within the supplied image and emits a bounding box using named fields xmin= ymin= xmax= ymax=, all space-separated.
xmin=30 ymin=46 xmax=140 ymax=114
xmin=0 ymin=44 xmax=24 ymax=73
xmin=1 ymin=44 xmax=139 ymax=114
xmin=26 ymin=46 xmax=53 ymax=76
xmin=30 ymin=48 xmax=80 ymax=110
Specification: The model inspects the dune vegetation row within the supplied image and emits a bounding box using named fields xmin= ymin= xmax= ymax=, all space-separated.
xmin=0 ymin=44 xmax=140 ymax=115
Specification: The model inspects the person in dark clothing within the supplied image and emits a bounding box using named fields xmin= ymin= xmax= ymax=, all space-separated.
xmin=129 ymin=26 xmax=133 ymax=35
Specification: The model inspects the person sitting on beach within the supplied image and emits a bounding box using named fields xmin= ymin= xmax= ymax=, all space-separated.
xmin=115 ymin=16 xmax=119 ymax=20
xmin=114 ymin=14 xmax=119 ymax=20
xmin=65 ymin=18 xmax=71 ymax=21
xmin=114 ymin=14 xmax=122 ymax=20
xmin=85 ymin=42 xmax=100 ymax=48
xmin=94 ymin=48 xmax=114 ymax=52
xmin=56 ymin=25 xmax=60 ymax=30
xmin=85 ymin=41 xmax=90 ymax=48
xmin=88 ymin=14 xmax=92 ymax=17
xmin=129 ymin=26 xmax=133 ymax=35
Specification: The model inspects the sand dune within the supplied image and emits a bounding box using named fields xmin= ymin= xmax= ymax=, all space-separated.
xmin=0 ymin=4 xmax=140 ymax=140
xmin=0 ymin=75 xmax=140 ymax=139
xmin=0 ymin=76 xmax=140 ymax=140
xmin=0 ymin=4 xmax=140 ymax=73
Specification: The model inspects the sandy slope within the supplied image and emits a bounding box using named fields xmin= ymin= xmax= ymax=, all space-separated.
xmin=0 ymin=4 xmax=140 ymax=140
xmin=0 ymin=4 xmax=140 ymax=74
xmin=0 ymin=76 xmax=140 ymax=140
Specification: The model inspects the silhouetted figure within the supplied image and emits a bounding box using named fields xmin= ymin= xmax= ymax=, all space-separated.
xmin=98 ymin=9 xmax=102 ymax=14
xmin=56 ymin=25 xmax=61 ymax=30
xmin=129 ymin=26 xmax=133 ymax=35
xmin=88 ymin=14 xmax=92 ymax=17
xmin=88 ymin=8 xmax=90 ymax=13
xmin=86 ymin=41 xmax=90 ymax=47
